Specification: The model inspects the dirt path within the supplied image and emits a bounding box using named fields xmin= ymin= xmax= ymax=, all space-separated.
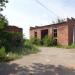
xmin=1 ymin=47 xmax=75 ymax=75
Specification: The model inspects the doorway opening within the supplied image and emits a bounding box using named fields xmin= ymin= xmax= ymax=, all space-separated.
xmin=41 ymin=29 xmax=48 ymax=39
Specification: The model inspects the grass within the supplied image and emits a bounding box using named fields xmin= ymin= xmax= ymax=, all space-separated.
xmin=23 ymin=39 xmax=40 ymax=55
xmin=1 ymin=39 xmax=40 ymax=62
xmin=37 ymin=43 xmax=75 ymax=49
xmin=5 ymin=52 xmax=22 ymax=62
xmin=55 ymin=44 xmax=75 ymax=49
xmin=66 ymin=44 xmax=75 ymax=49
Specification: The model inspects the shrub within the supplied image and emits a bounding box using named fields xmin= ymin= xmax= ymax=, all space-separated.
xmin=0 ymin=47 xmax=18 ymax=62
xmin=43 ymin=35 xmax=53 ymax=46
xmin=1 ymin=32 xmax=23 ymax=53
xmin=5 ymin=52 xmax=21 ymax=61
xmin=30 ymin=38 xmax=41 ymax=45
xmin=0 ymin=47 xmax=6 ymax=61
xmin=23 ymin=39 xmax=39 ymax=54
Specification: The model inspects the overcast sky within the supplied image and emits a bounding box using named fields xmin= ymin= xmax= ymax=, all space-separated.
xmin=2 ymin=0 xmax=75 ymax=38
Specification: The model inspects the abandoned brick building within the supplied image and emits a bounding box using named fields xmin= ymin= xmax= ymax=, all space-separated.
xmin=5 ymin=26 xmax=23 ymax=33
xmin=5 ymin=26 xmax=23 ymax=46
xmin=30 ymin=18 xmax=75 ymax=46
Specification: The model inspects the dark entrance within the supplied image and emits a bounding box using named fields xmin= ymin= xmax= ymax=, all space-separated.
xmin=41 ymin=29 xmax=48 ymax=39
xmin=53 ymin=39 xmax=57 ymax=45
xmin=53 ymin=28 xmax=58 ymax=45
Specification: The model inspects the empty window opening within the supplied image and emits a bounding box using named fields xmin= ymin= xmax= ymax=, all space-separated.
xmin=34 ymin=32 xmax=37 ymax=38
xmin=41 ymin=29 xmax=48 ymax=39
xmin=53 ymin=29 xmax=57 ymax=37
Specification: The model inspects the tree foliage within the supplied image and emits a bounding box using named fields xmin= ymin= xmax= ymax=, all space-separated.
xmin=0 ymin=14 xmax=8 ymax=49
xmin=0 ymin=0 xmax=8 ymax=11
xmin=0 ymin=0 xmax=8 ymax=50
xmin=52 ymin=18 xmax=65 ymax=24
xmin=0 ymin=14 xmax=8 ymax=29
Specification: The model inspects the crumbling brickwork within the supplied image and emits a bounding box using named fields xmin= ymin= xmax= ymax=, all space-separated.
xmin=5 ymin=26 xmax=22 ymax=33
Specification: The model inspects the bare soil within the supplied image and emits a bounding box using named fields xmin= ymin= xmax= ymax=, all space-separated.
xmin=0 ymin=47 xmax=75 ymax=75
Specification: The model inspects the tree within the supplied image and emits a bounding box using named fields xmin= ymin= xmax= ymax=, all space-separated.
xmin=0 ymin=14 xmax=8 ymax=29
xmin=57 ymin=18 xmax=65 ymax=23
xmin=52 ymin=18 xmax=65 ymax=24
xmin=0 ymin=0 xmax=8 ymax=11
xmin=0 ymin=0 xmax=8 ymax=48
xmin=0 ymin=14 xmax=8 ymax=48
xmin=0 ymin=0 xmax=8 ymax=47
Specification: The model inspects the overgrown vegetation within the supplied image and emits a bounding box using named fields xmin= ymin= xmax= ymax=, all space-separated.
xmin=66 ymin=44 xmax=75 ymax=49
xmin=30 ymin=35 xmax=54 ymax=47
xmin=23 ymin=39 xmax=39 ymax=54
xmin=30 ymin=36 xmax=75 ymax=49
xmin=0 ymin=0 xmax=39 ymax=62
xmin=65 ymin=44 xmax=75 ymax=49
xmin=0 ymin=47 xmax=6 ymax=61
xmin=43 ymin=36 xmax=53 ymax=46
xmin=30 ymin=38 xmax=42 ymax=45
xmin=55 ymin=44 xmax=75 ymax=49
xmin=0 ymin=24 xmax=39 ymax=62
xmin=0 ymin=38 xmax=39 ymax=62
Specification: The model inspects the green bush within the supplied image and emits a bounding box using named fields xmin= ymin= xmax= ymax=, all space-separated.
xmin=5 ymin=52 xmax=21 ymax=61
xmin=43 ymin=35 xmax=53 ymax=46
xmin=30 ymin=36 xmax=54 ymax=46
xmin=30 ymin=38 xmax=41 ymax=45
xmin=0 ymin=46 xmax=23 ymax=62
xmin=23 ymin=39 xmax=39 ymax=54
xmin=0 ymin=39 xmax=39 ymax=62
xmin=0 ymin=47 xmax=6 ymax=61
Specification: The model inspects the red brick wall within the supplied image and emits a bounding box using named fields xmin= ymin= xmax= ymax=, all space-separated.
xmin=30 ymin=18 xmax=75 ymax=45
xmin=30 ymin=24 xmax=69 ymax=45
xmin=57 ymin=24 xmax=69 ymax=45
xmin=5 ymin=26 xmax=23 ymax=33
xmin=68 ymin=19 xmax=75 ymax=45
xmin=30 ymin=28 xmax=41 ymax=39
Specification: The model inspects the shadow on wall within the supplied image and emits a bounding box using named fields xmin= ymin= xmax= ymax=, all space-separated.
xmin=0 ymin=63 xmax=75 ymax=75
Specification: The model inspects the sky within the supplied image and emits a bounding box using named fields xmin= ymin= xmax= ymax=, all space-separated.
xmin=1 ymin=0 xmax=75 ymax=38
